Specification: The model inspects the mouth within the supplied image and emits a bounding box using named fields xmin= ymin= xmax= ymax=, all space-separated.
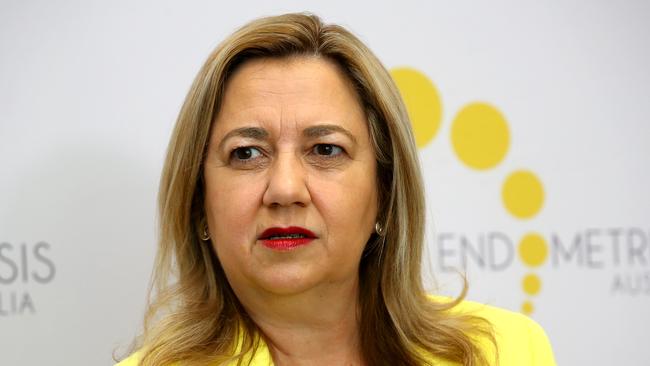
xmin=258 ymin=226 xmax=317 ymax=250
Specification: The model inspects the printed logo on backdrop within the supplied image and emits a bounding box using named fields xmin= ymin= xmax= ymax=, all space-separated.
xmin=391 ymin=67 xmax=650 ymax=315
xmin=0 ymin=242 xmax=56 ymax=316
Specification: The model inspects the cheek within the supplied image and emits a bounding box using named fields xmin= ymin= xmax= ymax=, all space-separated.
xmin=311 ymin=167 xmax=378 ymax=244
xmin=204 ymin=173 xmax=265 ymax=252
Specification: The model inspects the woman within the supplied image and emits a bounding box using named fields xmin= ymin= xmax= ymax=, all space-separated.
xmin=118 ymin=13 xmax=555 ymax=366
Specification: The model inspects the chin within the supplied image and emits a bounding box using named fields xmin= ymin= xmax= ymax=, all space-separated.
xmin=252 ymin=265 xmax=324 ymax=296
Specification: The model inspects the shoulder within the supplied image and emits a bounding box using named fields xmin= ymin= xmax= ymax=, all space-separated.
xmin=429 ymin=296 xmax=557 ymax=366
xmin=113 ymin=349 xmax=270 ymax=366
xmin=114 ymin=352 xmax=141 ymax=366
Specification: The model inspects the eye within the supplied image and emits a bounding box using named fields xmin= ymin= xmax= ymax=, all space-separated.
xmin=231 ymin=146 xmax=262 ymax=161
xmin=312 ymin=144 xmax=343 ymax=157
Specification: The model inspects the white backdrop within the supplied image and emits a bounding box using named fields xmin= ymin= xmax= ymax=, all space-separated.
xmin=1 ymin=1 xmax=649 ymax=365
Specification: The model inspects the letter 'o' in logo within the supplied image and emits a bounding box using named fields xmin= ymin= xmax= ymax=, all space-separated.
xmin=391 ymin=67 xmax=549 ymax=315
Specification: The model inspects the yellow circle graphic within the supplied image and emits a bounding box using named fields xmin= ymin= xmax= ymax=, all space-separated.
xmin=522 ymin=274 xmax=542 ymax=295
xmin=518 ymin=233 xmax=549 ymax=267
xmin=390 ymin=67 xmax=442 ymax=148
xmin=450 ymin=102 xmax=510 ymax=170
xmin=521 ymin=301 xmax=534 ymax=315
xmin=502 ymin=170 xmax=545 ymax=219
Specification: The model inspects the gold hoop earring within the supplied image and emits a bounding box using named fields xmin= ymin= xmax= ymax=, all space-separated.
xmin=201 ymin=225 xmax=210 ymax=241
xmin=375 ymin=222 xmax=384 ymax=236
xmin=363 ymin=223 xmax=386 ymax=259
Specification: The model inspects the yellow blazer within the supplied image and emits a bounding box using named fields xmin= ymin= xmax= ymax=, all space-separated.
xmin=117 ymin=299 xmax=556 ymax=365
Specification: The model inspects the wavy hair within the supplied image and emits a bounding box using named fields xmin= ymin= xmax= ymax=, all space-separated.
xmin=129 ymin=12 xmax=496 ymax=366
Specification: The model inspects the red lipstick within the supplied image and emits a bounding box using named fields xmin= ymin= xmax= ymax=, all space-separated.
xmin=258 ymin=226 xmax=316 ymax=251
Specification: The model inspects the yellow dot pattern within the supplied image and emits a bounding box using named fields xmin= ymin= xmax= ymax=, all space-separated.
xmin=390 ymin=67 xmax=442 ymax=148
xmin=451 ymin=102 xmax=510 ymax=170
xmin=521 ymin=301 xmax=534 ymax=315
xmin=502 ymin=170 xmax=545 ymax=219
xmin=398 ymin=66 xmax=549 ymax=316
xmin=518 ymin=233 xmax=549 ymax=267
xmin=522 ymin=274 xmax=542 ymax=295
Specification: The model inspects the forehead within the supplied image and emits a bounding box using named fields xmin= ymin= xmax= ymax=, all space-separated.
xmin=214 ymin=56 xmax=367 ymax=135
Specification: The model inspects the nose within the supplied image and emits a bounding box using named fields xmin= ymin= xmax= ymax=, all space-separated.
xmin=262 ymin=151 xmax=311 ymax=208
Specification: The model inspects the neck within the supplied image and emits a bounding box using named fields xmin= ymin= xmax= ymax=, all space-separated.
xmin=239 ymin=277 xmax=364 ymax=366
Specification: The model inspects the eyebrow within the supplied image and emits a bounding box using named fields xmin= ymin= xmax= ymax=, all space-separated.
xmin=218 ymin=127 xmax=269 ymax=151
xmin=303 ymin=124 xmax=357 ymax=144
xmin=217 ymin=123 xmax=357 ymax=151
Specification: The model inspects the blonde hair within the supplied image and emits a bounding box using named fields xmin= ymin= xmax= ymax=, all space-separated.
xmin=132 ymin=12 xmax=495 ymax=366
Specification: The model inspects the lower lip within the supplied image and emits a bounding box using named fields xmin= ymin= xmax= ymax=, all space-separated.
xmin=260 ymin=238 xmax=314 ymax=250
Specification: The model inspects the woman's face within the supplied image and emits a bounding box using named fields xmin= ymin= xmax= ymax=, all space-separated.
xmin=203 ymin=57 xmax=378 ymax=297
